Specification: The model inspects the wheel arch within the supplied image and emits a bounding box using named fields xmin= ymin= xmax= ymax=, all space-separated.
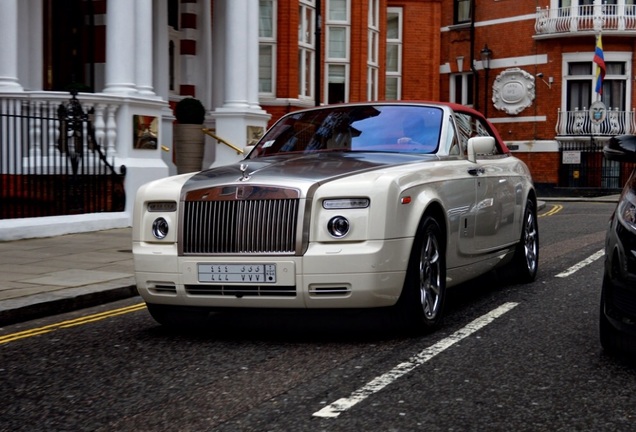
xmin=417 ymin=201 xmax=448 ymax=254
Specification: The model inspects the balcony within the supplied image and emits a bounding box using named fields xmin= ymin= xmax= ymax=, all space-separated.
xmin=555 ymin=107 xmax=636 ymax=139
xmin=535 ymin=4 xmax=636 ymax=38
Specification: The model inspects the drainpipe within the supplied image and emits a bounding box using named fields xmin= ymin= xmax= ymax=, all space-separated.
xmin=471 ymin=0 xmax=479 ymax=111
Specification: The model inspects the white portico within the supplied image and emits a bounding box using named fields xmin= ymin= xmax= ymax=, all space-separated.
xmin=0 ymin=0 xmax=269 ymax=240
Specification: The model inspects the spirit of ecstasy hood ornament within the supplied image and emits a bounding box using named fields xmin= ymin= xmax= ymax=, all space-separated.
xmin=239 ymin=163 xmax=251 ymax=181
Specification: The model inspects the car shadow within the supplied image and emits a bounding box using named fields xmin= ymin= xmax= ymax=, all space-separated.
xmin=141 ymin=271 xmax=520 ymax=344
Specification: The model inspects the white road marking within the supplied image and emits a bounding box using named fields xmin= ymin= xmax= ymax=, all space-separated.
xmin=312 ymin=302 xmax=519 ymax=418
xmin=555 ymin=249 xmax=604 ymax=278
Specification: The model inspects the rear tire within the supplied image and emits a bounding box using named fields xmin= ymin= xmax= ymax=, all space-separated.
xmin=510 ymin=198 xmax=539 ymax=283
xmin=599 ymin=267 xmax=635 ymax=355
xmin=146 ymin=303 xmax=210 ymax=329
xmin=396 ymin=216 xmax=446 ymax=333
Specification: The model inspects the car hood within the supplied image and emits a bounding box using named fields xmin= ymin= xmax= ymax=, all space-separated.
xmin=182 ymin=152 xmax=436 ymax=195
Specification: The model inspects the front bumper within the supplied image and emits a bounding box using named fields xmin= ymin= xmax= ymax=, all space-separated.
xmin=134 ymin=237 xmax=413 ymax=309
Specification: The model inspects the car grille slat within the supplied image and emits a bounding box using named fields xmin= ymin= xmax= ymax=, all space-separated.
xmin=182 ymin=198 xmax=299 ymax=254
xmin=185 ymin=284 xmax=296 ymax=297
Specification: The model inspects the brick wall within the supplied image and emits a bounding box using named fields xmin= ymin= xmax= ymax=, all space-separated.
xmin=514 ymin=152 xmax=560 ymax=185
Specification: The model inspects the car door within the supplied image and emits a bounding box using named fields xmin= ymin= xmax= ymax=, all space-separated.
xmin=473 ymin=157 xmax=519 ymax=252
xmin=453 ymin=112 xmax=519 ymax=254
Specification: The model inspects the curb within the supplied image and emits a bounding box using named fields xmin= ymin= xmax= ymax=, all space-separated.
xmin=0 ymin=279 xmax=138 ymax=327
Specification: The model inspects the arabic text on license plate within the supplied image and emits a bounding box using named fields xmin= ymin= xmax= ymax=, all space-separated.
xmin=198 ymin=264 xmax=276 ymax=283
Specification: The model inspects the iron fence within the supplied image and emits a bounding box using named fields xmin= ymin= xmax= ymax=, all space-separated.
xmin=0 ymin=92 xmax=126 ymax=220
xmin=559 ymin=140 xmax=636 ymax=191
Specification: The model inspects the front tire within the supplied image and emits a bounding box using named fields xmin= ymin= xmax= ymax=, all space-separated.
xmin=146 ymin=303 xmax=210 ymax=329
xmin=396 ymin=216 xmax=446 ymax=333
xmin=511 ymin=199 xmax=539 ymax=283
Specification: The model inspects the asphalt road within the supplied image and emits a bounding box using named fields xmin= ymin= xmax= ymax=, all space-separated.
xmin=1 ymin=201 xmax=634 ymax=432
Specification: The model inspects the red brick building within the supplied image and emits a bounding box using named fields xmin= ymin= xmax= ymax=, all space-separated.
xmin=262 ymin=0 xmax=636 ymax=193
xmin=2 ymin=0 xmax=635 ymax=239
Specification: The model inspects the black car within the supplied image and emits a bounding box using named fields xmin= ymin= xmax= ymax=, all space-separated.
xmin=600 ymin=135 xmax=636 ymax=354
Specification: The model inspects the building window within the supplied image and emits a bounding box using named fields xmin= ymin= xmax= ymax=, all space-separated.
xmin=566 ymin=62 xmax=592 ymax=110
xmin=299 ymin=0 xmax=315 ymax=100
xmin=367 ymin=0 xmax=379 ymax=101
xmin=259 ymin=0 xmax=276 ymax=95
xmin=386 ymin=7 xmax=402 ymax=100
xmin=326 ymin=0 xmax=350 ymax=103
xmin=601 ymin=62 xmax=627 ymax=110
xmin=565 ymin=60 xmax=628 ymax=111
xmin=454 ymin=0 xmax=471 ymax=24
xmin=450 ymin=73 xmax=474 ymax=106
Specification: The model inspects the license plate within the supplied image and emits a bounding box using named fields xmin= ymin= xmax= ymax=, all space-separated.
xmin=198 ymin=264 xmax=276 ymax=283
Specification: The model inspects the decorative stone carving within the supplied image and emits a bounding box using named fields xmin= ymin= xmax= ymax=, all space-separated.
xmin=492 ymin=68 xmax=536 ymax=115
xmin=589 ymin=100 xmax=607 ymax=125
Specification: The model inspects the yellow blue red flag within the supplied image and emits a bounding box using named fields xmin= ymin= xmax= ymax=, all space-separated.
xmin=594 ymin=34 xmax=606 ymax=95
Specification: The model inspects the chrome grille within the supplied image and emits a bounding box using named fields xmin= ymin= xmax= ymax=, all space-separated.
xmin=182 ymin=199 xmax=299 ymax=254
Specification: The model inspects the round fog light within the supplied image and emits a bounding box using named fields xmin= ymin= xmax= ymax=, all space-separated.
xmin=152 ymin=217 xmax=169 ymax=239
xmin=328 ymin=216 xmax=350 ymax=238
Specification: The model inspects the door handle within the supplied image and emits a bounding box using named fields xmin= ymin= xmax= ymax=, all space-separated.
xmin=468 ymin=167 xmax=485 ymax=176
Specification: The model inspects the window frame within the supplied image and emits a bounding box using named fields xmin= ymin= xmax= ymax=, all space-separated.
xmin=450 ymin=72 xmax=474 ymax=107
xmin=367 ymin=0 xmax=380 ymax=101
xmin=385 ymin=7 xmax=403 ymax=100
xmin=299 ymin=0 xmax=316 ymax=100
xmin=454 ymin=0 xmax=472 ymax=24
xmin=325 ymin=0 xmax=351 ymax=104
xmin=562 ymin=52 xmax=632 ymax=111
xmin=259 ymin=0 xmax=277 ymax=96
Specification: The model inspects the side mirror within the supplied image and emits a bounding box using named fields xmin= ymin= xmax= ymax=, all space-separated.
xmin=604 ymin=135 xmax=636 ymax=163
xmin=467 ymin=136 xmax=495 ymax=163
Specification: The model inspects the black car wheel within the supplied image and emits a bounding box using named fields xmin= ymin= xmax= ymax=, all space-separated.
xmin=511 ymin=199 xmax=539 ymax=283
xmin=397 ymin=216 xmax=446 ymax=333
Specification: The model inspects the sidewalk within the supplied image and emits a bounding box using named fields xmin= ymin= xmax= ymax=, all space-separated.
xmin=0 ymin=195 xmax=621 ymax=327
xmin=0 ymin=228 xmax=137 ymax=326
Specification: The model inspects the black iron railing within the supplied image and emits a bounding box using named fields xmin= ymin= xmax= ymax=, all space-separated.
xmin=0 ymin=91 xmax=126 ymax=219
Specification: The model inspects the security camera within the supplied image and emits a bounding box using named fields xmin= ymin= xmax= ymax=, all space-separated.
xmin=536 ymin=72 xmax=544 ymax=78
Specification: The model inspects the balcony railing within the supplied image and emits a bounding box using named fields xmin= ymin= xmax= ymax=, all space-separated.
xmin=535 ymin=4 xmax=636 ymax=36
xmin=556 ymin=107 xmax=636 ymax=137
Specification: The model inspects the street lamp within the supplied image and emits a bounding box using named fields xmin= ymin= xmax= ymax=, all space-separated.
xmin=480 ymin=44 xmax=492 ymax=118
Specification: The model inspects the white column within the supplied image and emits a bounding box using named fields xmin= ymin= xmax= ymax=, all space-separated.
xmin=154 ymin=0 xmax=170 ymax=101
xmin=223 ymin=0 xmax=250 ymax=108
xmin=210 ymin=0 xmax=270 ymax=168
xmin=103 ymin=0 xmax=137 ymax=94
xmin=247 ymin=2 xmax=260 ymax=110
xmin=135 ymin=0 xmax=155 ymax=96
xmin=0 ymin=0 xmax=23 ymax=91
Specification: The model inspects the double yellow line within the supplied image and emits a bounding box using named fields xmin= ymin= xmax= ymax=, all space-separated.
xmin=539 ymin=203 xmax=563 ymax=217
xmin=0 ymin=303 xmax=146 ymax=345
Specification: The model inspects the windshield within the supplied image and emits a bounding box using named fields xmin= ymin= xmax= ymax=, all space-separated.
xmin=248 ymin=105 xmax=443 ymax=158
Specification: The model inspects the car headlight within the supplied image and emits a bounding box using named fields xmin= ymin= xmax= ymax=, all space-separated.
xmin=617 ymin=190 xmax=636 ymax=233
xmin=327 ymin=216 xmax=350 ymax=238
xmin=323 ymin=198 xmax=370 ymax=209
xmin=151 ymin=217 xmax=170 ymax=239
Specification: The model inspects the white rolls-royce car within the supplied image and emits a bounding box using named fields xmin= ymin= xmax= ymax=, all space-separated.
xmin=133 ymin=102 xmax=538 ymax=332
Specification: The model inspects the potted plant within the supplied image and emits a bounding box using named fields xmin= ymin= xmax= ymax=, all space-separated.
xmin=173 ymin=97 xmax=206 ymax=174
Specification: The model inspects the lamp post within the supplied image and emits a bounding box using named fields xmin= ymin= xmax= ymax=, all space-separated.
xmin=480 ymin=44 xmax=492 ymax=118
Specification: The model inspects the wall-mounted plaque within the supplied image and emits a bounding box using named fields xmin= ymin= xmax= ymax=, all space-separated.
xmin=133 ymin=115 xmax=158 ymax=149
xmin=492 ymin=68 xmax=536 ymax=115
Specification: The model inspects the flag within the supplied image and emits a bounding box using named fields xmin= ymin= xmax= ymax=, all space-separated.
xmin=594 ymin=34 xmax=606 ymax=95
